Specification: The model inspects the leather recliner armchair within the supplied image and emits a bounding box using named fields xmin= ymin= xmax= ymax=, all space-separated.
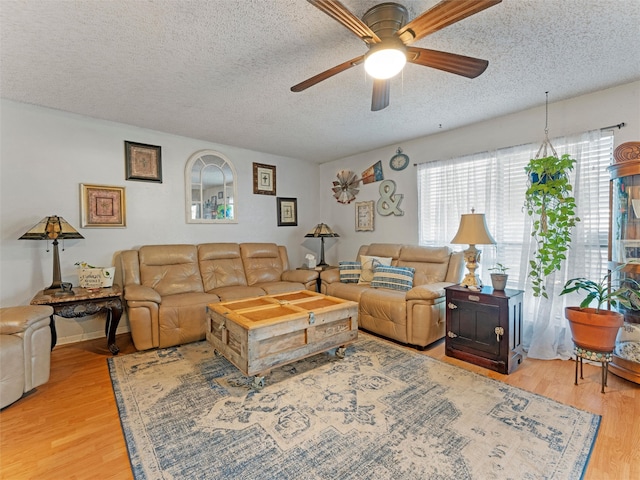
xmin=0 ymin=305 xmax=53 ymax=409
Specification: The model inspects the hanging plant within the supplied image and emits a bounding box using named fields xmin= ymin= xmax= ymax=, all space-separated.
xmin=524 ymin=154 xmax=579 ymax=297
xmin=524 ymin=92 xmax=579 ymax=298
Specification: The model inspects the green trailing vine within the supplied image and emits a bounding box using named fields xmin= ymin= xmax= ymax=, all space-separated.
xmin=524 ymin=154 xmax=580 ymax=298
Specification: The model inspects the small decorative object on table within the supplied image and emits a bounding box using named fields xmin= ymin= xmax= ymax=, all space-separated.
xmin=304 ymin=254 xmax=317 ymax=269
xmin=488 ymin=263 xmax=509 ymax=290
xmin=76 ymin=262 xmax=116 ymax=289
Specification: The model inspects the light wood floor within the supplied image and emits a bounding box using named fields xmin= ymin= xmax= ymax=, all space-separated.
xmin=1 ymin=333 xmax=638 ymax=479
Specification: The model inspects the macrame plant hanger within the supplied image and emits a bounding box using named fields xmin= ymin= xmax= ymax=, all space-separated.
xmin=535 ymin=91 xmax=558 ymax=159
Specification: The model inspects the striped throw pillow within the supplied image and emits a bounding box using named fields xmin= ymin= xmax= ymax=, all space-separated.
xmin=339 ymin=261 xmax=361 ymax=283
xmin=371 ymin=265 xmax=416 ymax=292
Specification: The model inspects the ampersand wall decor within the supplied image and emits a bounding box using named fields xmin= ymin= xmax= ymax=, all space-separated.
xmin=376 ymin=179 xmax=404 ymax=216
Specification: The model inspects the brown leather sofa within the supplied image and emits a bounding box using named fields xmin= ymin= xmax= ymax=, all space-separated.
xmin=320 ymin=243 xmax=464 ymax=349
xmin=119 ymin=243 xmax=318 ymax=350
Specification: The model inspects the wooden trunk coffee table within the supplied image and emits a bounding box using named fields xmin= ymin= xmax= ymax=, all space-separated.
xmin=206 ymin=290 xmax=358 ymax=388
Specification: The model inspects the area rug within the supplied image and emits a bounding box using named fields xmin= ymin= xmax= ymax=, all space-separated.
xmin=108 ymin=333 xmax=600 ymax=480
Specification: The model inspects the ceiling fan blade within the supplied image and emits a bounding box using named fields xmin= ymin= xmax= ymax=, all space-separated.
xmin=397 ymin=0 xmax=501 ymax=45
xmin=308 ymin=0 xmax=381 ymax=44
xmin=407 ymin=47 xmax=488 ymax=78
xmin=291 ymin=55 xmax=364 ymax=92
xmin=371 ymin=79 xmax=390 ymax=111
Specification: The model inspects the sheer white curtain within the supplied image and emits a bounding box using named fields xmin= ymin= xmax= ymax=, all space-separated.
xmin=418 ymin=130 xmax=613 ymax=359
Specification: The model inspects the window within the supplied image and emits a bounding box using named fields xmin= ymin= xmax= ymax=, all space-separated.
xmin=418 ymin=130 xmax=614 ymax=359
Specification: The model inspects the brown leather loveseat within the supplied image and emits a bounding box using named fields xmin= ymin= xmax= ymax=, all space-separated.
xmin=320 ymin=243 xmax=464 ymax=349
xmin=119 ymin=242 xmax=318 ymax=350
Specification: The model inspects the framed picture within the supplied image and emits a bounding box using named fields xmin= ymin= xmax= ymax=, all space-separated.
xmin=622 ymin=240 xmax=640 ymax=264
xmin=80 ymin=184 xmax=126 ymax=228
xmin=253 ymin=163 xmax=276 ymax=195
xmin=355 ymin=201 xmax=374 ymax=231
xmin=277 ymin=197 xmax=297 ymax=226
xmin=218 ymin=191 xmax=224 ymax=199
xmin=124 ymin=141 xmax=162 ymax=183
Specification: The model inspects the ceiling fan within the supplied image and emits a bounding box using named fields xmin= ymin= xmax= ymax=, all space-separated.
xmin=291 ymin=0 xmax=502 ymax=111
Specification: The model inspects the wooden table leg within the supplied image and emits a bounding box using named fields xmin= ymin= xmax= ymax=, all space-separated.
xmin=104 ymin=299 xmax=123 ymax=355
xmin=49 ymin=314 xmax=57 ymax=350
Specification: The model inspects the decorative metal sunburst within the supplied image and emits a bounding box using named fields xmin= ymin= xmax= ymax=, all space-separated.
xmin=332 ymin=170 xmax=360 ymax=204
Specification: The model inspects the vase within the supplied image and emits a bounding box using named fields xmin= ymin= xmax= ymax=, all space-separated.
xmin=490 ymin=273 xmax=508 ymax=290
xmin=565 ymin=307 xmax=623 ymax=352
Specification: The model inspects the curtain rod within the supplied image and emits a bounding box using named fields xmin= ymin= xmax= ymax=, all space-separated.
xmin=412 ymin=123 xmax=626 ymax=166
xmin=601 ymin=122 xmax=625 ymax=131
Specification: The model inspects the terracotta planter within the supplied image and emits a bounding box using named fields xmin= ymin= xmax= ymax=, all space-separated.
xmin=565 ymin=307 xmax=623 ymax=352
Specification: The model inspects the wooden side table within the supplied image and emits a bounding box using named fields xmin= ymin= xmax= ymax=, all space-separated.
xmin=445 ymin=285 xmax=524 ymax=374
xmin=30 ymin=285 xmax=123 ymax=355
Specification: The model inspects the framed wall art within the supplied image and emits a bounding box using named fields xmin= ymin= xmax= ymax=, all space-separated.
xmin=622 ymin=240 xmax=640 ymax=264
xmin=80 ymin=184 xmax=126 ymax=228
xmin=355 ymin=200 xmax=374 ymax=231
xmin=253 ymin=163 xmax=276 ymax=195
xmin=277 ymin=197 xmax=297 ymax=226
xmin=125 ymin=141 xmax=162 ymax=183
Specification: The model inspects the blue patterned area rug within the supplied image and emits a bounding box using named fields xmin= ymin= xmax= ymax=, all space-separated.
xmin=108 ymin=333 xmax=600 ymax=480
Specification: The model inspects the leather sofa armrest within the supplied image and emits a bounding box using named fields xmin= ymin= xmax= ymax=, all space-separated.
xmin=320 ymin=268 xmax=340 ymax=284
xmin=281 ymin=269 xmax=319 ymax=284
xmin=406 ymin=282 xmax=452 ymax=301
xmin=124 ymin=284 xmax=162 ymax=303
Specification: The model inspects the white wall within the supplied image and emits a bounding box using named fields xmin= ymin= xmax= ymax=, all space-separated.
xmin=319 ymin=81 xmax=640 ymax=264
xmin=0 ymin=100 xmax=321 ymax=343
xmin=2 ymin=81 xmax=638 ymax=345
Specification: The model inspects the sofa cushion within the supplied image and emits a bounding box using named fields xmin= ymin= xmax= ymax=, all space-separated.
xmin=139 ymin=245 xmax=204 ymax=296
xmin=339 ymin=261 xmax=361 ymax=283
xmin=358 ymin=255 xmax=392 ymax=284
xmin=198 ymin=243 xmax=248 ymax=291
xmin=326 ymin=282 xmax=370 ymax=303
xmin=240 ymin=243 xmax=284 ymax=285
xmin=371 ymin=266 xmax=415 ymax=292
xmin=397 ymin=245 xmax=452 ymax=285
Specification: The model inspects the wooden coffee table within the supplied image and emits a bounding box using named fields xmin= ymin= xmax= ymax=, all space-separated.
xmin=206 ymin=290 xmax=358 ymax=388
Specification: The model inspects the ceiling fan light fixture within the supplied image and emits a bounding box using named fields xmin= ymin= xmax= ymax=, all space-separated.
xmin=364 ymin=44 xmax=406 ymax=80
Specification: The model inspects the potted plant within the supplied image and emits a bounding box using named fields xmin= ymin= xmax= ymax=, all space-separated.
xmin=524 ymin=154 xmax=579 ymax=298
xmin=560 ymin=268 xmax=640 ymax=352
xmin=488 ymin=263 xmax=509 ymax=290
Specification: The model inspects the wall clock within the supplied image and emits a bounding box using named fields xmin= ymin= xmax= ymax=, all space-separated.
xmin=390 ymin=148 xmax=409 ymax=171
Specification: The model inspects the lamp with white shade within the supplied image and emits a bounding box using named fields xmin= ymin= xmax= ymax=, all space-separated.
xmin=450 ymin=210 xmax=496 ymax=289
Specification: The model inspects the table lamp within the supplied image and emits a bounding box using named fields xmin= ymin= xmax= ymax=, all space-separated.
xmin=450 ymin=209 xmax=496 ymax=289
xmin=19 ymin=215 xmax=84 ymax=295
xmin=305 ymin=223 xmax=339 ymax=266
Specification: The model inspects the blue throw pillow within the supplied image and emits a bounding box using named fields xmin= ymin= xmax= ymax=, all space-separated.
xmin=339 ymin=261 xmax=361 ymax=283
xmin=371 ymin=265 xmax=416 ymax=292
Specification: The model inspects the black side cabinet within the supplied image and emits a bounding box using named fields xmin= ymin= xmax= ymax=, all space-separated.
xmin=445 ymin=285 xmax=524 ymax=374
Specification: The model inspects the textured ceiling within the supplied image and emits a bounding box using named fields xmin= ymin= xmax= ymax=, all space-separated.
xmin=1 ymin=0 xmax=639 ymax=164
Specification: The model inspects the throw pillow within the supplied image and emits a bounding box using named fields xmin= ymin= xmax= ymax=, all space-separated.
xmin=371 ymin=265 xmax=416 ymax=292
xmin=339 ymin=261 xmax=361 ymax=283
xmin=358 ymin=255 xmax=392 ymax=284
